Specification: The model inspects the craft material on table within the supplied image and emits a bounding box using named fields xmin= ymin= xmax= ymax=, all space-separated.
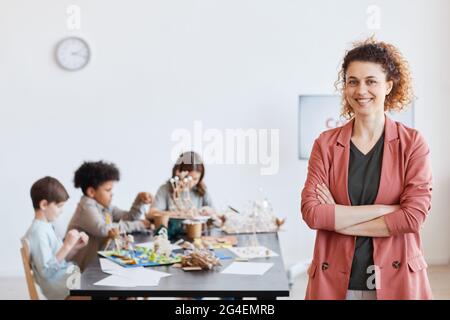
xmin=135 ymin=241 xmax=182 ymax=251
xmin=99 ymin=228 xmax=182 ymax=267
xmin=200 ymin=236 xmax=238 ymax=248
xmin=228 ymin=246 xmax=279 ymax=259
xmin=177 ymin=240 xmax=232 ymax=261
xmin=104 ymin=219 xmax=135 ymax=251
xmin=220 ymin=197 xmax=285 ymax=234
xmin=212 ymin=250 xmax=233 ymax=260
xmin=179 ymin=249 xmax=221 ymax=271
xmin=168 ymin=174 xmax=199 ymax=219
xmin=135 ymin=228 xmax=180 ymax=254
xmin=98 ymin=248 xmax=181 ymax=268
xmin=183 ymin=219 xmax=203 ymax=239
xmin=168 ymin=173 xmax=216 ymax=221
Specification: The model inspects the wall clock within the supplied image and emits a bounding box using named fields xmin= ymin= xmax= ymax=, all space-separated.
xmin=55 ymin=37 xmax=90 ymax=71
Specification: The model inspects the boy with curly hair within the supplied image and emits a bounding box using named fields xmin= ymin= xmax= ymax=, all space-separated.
xmin=67 ymin=161 xmax=153 ymax=270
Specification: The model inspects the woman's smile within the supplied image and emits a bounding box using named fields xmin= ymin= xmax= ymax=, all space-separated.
xmin=354 ymin=97 xmax=374 ymax=107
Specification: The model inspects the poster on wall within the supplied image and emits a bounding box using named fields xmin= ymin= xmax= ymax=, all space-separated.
xmin=298 ymin=95 xmax=414 ymax=160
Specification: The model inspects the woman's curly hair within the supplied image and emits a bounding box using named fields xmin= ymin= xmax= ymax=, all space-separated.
xmin=335 ymin=37 xmax=414 ymax=119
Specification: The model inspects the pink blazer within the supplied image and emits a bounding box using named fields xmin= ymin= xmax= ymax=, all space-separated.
xmin=301 ymin=116 xmax=433 ymax=300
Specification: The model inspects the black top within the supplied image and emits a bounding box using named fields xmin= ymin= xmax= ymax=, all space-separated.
xmin=347 ymin=134 xmax=384 ymax=290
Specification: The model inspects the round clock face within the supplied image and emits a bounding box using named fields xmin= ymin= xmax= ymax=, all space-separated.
xmin=55 ymin=37 xmax=90 ymax=71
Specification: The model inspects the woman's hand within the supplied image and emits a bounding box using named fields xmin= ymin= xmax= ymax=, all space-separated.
xmin=316 ymin=183 xmax=336 ymax=205
xmin=199 ymin=206 xmax=215 ymax=216
xmin=315 ymin=183 xmax=398 ymax=233
xmin=140 ymin=219 xmax=152 ymax=229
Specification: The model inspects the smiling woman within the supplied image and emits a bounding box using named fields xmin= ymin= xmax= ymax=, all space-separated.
xmin=336 ymin=37 xmax=414 ymax=119
xmin=301 ymin=38 xmax=433 ymax=300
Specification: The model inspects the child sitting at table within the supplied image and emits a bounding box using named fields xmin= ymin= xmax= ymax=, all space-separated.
xmin=24 ymin=176 xmax=89 ymax=300
xmin=66 ymin=161 xmax=153 ymax=270
xmin=146 ymin=151 xmax=215 ymax=239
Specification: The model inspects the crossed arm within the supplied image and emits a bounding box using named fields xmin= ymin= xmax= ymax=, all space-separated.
xmin=302 ymin=133 xmax=431 ymax=238
xmin=315 ymin=183 xmax=394 ymax=237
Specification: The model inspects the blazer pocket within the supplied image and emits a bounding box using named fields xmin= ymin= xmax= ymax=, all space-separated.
xmin=407 ymin=255 xmax=428 ymax=273
xmin=307 ymin=261 xmax=318 ymax=278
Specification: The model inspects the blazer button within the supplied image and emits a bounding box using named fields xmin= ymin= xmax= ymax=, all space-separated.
xmin=392 ymin=261 xmax=401 ymax=269
xmin=321 ymin=262 xmax=329 ymax=271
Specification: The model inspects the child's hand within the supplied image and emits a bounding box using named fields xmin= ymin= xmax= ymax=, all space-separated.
xmin=74 ymin=232 xmax=89 ymax=249
xmin=140 ymin=219 xmax=152 ymax=229
xmin=65 ymin=230 xmax=81 ymax=249
xmin=108 ymin=227 xmax=120 ymax=239
xmin=137 ymin=192 xmax=154 ymax=205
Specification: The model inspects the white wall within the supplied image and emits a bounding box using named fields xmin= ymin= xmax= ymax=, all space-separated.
xmin=1 ymin=0 xmax=449 ymax=277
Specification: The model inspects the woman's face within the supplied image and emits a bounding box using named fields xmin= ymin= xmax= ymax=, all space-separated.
xmin=176 ymin=170 xmax=202 ymax=189
xmin=344 ymin=61 xmax=393 ymax=118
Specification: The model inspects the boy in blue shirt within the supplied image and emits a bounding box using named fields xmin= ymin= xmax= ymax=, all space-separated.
xmin=24 ymin=176 xmax=88 ymax=299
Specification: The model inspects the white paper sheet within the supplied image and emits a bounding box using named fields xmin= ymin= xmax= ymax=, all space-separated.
xmin=94 ymin=275 xmax=138 ymax=287
xmin=97 ymin=259 xmax=171 ymax=287
xmin=221 ymin=262 xmax=274 ymax=275
xmin=100 ymin=258 xmax=124 ymax=273
xmin=111 ymin=267 xmax=170 ymax=285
